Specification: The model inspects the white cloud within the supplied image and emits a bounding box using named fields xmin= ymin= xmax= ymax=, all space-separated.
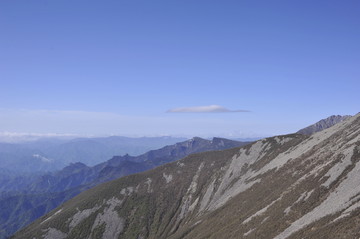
xmin=33 ymin=154 xmax=54 ymax=163
xmin=166 ymin=105 xmax=250 ymax=113
xmin=0 ymin=131 xmax=78 ymax=143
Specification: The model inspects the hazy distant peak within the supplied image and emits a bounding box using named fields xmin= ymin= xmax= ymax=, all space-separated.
xmin=61 ymin=162 xmax=88 ymax=172
xmin=189 ymin=136 xmax=207 ymax=142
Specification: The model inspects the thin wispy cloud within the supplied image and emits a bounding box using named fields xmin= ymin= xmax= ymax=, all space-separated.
xmin=0 ymin=108 xmax=269 ymax=140
xmin=166 ymin=105 xmax=250 ymax=113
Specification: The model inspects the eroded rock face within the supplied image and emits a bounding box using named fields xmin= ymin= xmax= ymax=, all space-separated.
xmin=24 ymin=197 xmax=125 ymax=239
xmin=43 ymin=228 xmax=67 ymax=239
xmin=90 ymin=197 xmax=124 ymax=239
xmin=13 ymin=113 xmax=360 ymax=239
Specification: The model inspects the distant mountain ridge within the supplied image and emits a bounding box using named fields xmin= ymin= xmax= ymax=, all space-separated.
xmin=0 ymin=137 xmax=248 ymax=239
xmin=0 ymin=136 xmax=186 ymax=173
xmin=297 ymin=114 xmax=351 ymax=135
xmin=13 ymin=113 xmax=360 ymax=239
xmin=95 ymin=137 xmax=246 ymax=184
xmin=0 ymin=137 xmax=247 ymax=194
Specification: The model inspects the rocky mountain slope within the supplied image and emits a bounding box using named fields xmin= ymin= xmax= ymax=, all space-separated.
xmin=297 ymin=114 xmax=351 ymax=135
xmin=1 ymin=137 xmax=247 ymax=239
xmin=12 ymin=113 xmax=360 ymax=239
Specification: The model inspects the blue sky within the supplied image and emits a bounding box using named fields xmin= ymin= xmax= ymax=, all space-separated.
xmin=0 ymin=0 xmax=359 ymax=138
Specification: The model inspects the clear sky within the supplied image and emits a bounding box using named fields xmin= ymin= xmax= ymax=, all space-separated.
xmin=0 ymin=0 xmax=359 ymax=138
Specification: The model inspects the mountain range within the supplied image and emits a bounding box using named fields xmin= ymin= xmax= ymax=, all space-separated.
xmin=0 ymin=137 xmax=247 ymax=239
xmin=12 ymin=113 xmax=360 ymax=239
xmin=0 ymin=136 xmax=186 ymax=173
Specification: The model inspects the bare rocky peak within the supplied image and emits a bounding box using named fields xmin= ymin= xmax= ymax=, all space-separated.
xmin=13 ymin=113 xmax=360 ymax=239
xmin=297 ymin=114 xmax=351 ymax=135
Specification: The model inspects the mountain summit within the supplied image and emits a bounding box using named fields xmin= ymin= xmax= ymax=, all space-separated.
xmin=297 ymin=114 xmax=351 ymax=135
xmin=13 ymin=113 xmax=360 ymax=239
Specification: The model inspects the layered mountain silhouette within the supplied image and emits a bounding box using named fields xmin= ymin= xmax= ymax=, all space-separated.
xmin=12 ymin=113 xmax=360 ymax=239
xmin=0 ymin=136 xmax=186 ymax=173
xmin=0 ymin=137 xmax=247 ymax=239
xmin=0 ymin=137 xmax=246 ymax=193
